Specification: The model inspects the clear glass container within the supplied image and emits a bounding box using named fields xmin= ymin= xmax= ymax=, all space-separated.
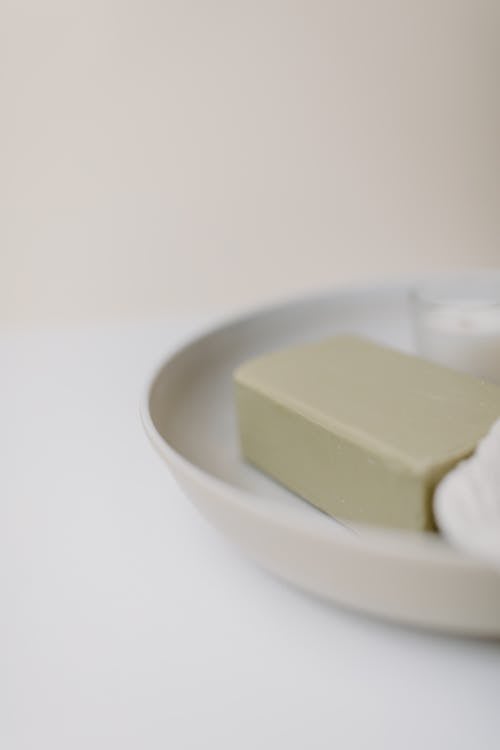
xmin=410 ymin=272 xmax=500 ymax=384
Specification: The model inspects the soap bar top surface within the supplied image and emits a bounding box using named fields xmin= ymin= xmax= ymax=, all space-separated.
xmin=234 ymin=335 xmax=500 ymax=475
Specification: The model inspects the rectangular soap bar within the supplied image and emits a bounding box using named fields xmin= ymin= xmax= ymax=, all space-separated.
xmin=234 ymin=335 xmax=500 ymax=531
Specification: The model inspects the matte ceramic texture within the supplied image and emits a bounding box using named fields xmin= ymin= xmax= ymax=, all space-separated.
xmin=142 ymin=280 xmax=500 ymax=637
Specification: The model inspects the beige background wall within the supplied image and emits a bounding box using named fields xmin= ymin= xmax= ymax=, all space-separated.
xmin=2 ymin=0 xmax=499 ymax=324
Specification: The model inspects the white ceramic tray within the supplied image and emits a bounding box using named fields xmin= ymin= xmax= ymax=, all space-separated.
xmin=142 ymin=281 xmax=500 ymax=637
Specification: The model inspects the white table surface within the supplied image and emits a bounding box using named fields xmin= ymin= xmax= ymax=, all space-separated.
xmin=3 ymin=318 xmax=500 ymax=750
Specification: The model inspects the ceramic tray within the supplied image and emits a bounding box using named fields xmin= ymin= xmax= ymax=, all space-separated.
xmin=142 ymin=280 xmax=500 ymax=637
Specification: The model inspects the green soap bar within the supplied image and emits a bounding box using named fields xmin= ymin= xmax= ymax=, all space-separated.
xmin=234 ymin=335 xmax=500 ymax=531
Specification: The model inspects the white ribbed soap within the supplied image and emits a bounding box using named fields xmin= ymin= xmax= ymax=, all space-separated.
xmin=435 ymin=419 xmax=500 ymax=569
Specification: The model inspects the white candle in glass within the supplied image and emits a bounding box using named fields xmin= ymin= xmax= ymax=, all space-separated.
xmin=411 ymin=276 xmax=500 ymax=384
